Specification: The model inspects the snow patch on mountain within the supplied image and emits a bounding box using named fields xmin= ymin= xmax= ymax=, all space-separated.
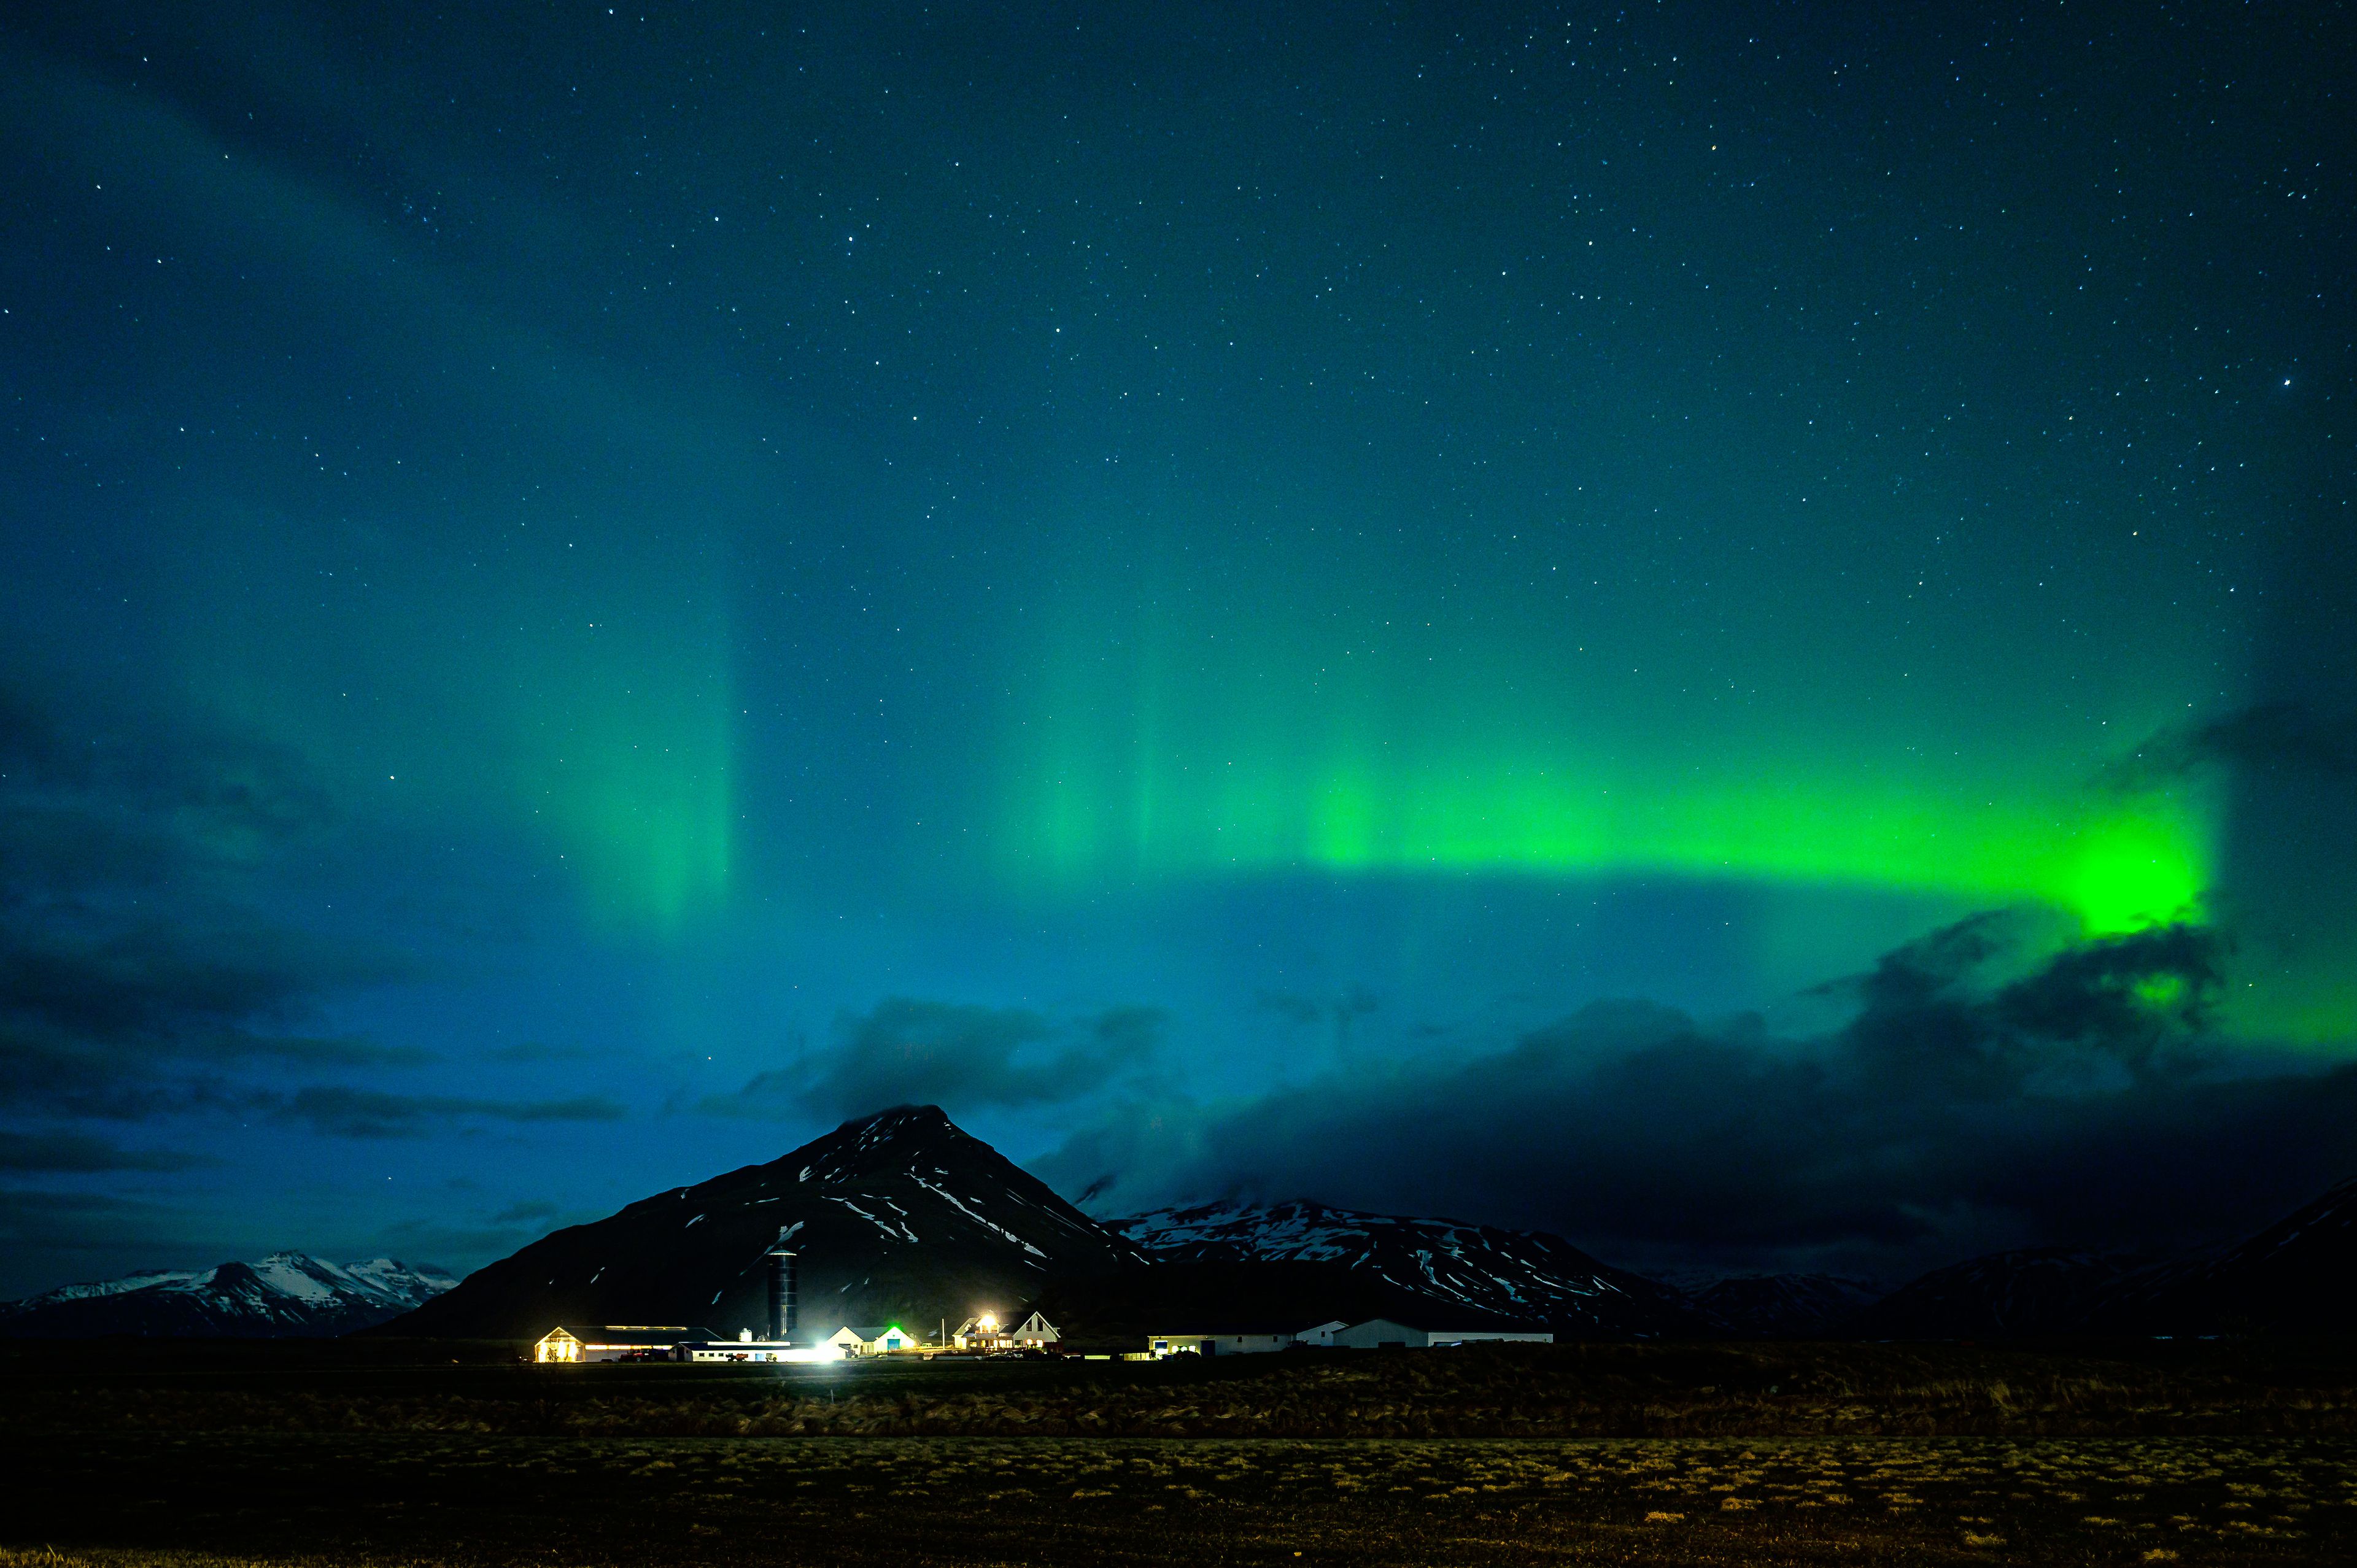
xmin=1116 ymin=1198 xmax=1702 ymax=1336
xmin=1 ymin=1253 xmax=457 ymax=1338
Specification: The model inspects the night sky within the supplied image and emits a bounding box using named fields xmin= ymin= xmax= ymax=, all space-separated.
xmin=3 ymin=2 xmax=2351 ymax=1299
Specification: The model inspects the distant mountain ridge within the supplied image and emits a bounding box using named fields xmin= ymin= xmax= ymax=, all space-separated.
xmin=0 ymin=1253 xmax=455 ymax=1338
xmin=1113 ymin=1198 xmax=1705 ymax=1337
xmin=383 ymin=1105 xmax=1148 ymax=1340
xmin=1688 ymin=1273 xmax=1884 ymax=1338
xmin=40 ymin=1108 xmax=2341 ymax=1346
xmin=1832 ymin=1177 xmax=2357 ymax=1339
xmin=1121 ymin=1173 xmax=2357 ymax=1343
xmin=2137 ymin=1175 xmax=2357 ymax=1335
xmin=1844 ymin=1247 xmax=2185 ymax=1340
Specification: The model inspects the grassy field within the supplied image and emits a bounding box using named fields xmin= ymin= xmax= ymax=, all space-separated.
xmin=6 ymin=1340 xmax=2355 ymax=1565
xmin=12 ymin=1336 xmax=2357 ymax=1438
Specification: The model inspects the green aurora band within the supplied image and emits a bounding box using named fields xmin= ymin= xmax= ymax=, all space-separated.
xmin=993 ymin=542 xmax=2213 ymax=938
xmin=1005 ymin=728 xmax=2206 ymax=937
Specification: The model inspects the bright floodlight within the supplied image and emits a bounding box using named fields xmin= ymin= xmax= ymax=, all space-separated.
xmin=778 ymin=1345 xmax=841 ymax=1364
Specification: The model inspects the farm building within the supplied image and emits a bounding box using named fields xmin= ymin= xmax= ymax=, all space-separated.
xmin=1146 ymin=1330 xmax=1296 ymax=1358
xmin=687 ymin=1328 xmax=798 ymax=1362
xmin=1140 ymin=1318 xmax=1552 ymax=1356
xmin=1327 ymin=1318 xmax=1553 ymax=1349
xmin=533 ymin=1324 xmax=719 ymax=1363
xmin=822 ymin=1323 xmax=917 ymax=1355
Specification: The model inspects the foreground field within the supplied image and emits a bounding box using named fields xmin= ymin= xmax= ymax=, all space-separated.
xmin=7 ymin=1341 xmax=2355 ymax=1564
xmin=11 ymin=1336 xmax=2357 ymax=1438
xmin=5 ymin=1431 xmax=2353 ymax=1566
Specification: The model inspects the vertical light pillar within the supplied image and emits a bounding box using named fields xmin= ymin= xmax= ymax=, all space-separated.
xmin=766 ymin=1231 xmax=797 ymax=1342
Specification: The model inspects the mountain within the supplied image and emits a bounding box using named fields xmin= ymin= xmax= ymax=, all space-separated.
xmin=0 ymin=1254 xmax=455 ymax=1338
xmin=1688 ymin=1273 xmax=1884 ymax=1338
xmin=2127 ymin=1175 xmax=2357 ymax=1335
xmin=1843 ymin=1175 xmax=2357 ymax=1340
xmin=1844 ymin=1248 xmax=2189 ymax=1340
xmin=382 ymin=1105 xmax=1149 ymax=1341
xmin=1113 ymin=1199 xmax=1705 ymax=1338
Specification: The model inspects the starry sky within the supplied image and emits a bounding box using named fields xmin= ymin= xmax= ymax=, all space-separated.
xmin=2 ymin=1 xmax=2352 ymax=1299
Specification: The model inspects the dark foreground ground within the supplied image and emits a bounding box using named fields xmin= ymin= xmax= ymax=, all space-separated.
xmin=5 ymin=1338 xmax=2355 ymax=1566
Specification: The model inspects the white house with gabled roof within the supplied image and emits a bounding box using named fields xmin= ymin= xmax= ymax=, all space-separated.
xmin=1009 ymin=1310 xmax=1060 ymax=1347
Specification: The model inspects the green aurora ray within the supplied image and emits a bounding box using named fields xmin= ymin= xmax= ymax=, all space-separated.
xmin=990 ymin=535 xmax=2213 ymax=939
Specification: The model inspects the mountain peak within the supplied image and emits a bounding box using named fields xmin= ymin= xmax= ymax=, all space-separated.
xmin=839 ymin=1103 xmax=963 ymax=1149
xmin=386 ymin=1103 xmax=1144 ymax=1340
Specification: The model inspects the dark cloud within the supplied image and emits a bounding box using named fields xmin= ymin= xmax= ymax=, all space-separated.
xmin=704 ymin=997 xmax=1162 ymax=1120
xmin=1045 ymin=914 xmax=2357 ymax=1276
xmin=0 ymin=681 xmax=330 ymax=883
xmin=1089 ymin=1005 xmax=1171 ymax=1054
xmin=368 ymin=1215 xmax=540 ymax=1273
xmin=0 ymin=1188 xmax=195 ymax=1296
xmin=1255 ymin=991 xmax=1325 ymax=1026
xmin=266 ymin=1087 xmax=625 ymax=1138
xmin=0 ymin=1187 xmax=175 ymax=1242
xmin=0 ymin=680 xmax=425 ymax=1122
xmin=0 ymin=1129 xmax=204 ymax=1172
xmin=490 ymin=1199 xmax=560 ymax=1224
xmin=482 ymin=1040 xmax=595 ymax=1064
xmin=1 ymin=927 xmax=336 ymax=1045
xmin=2108 ymin=702 xmax=2357 ymax=792
xmin=1252 ymin=986 xmax=1382 ymax=1060
xmin=0 ymin=943 xmax=422 ymax=1119
xmin=1255 ymin=988 xmax=1378 ymax=1028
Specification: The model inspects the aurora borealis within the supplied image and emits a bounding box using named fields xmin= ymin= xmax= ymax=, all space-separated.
xmin=2 ymin=2 xmax=2351 ymax=1297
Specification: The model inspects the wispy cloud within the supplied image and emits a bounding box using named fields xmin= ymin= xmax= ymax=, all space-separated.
xmin=702 ymin=998 xmax=1166 ymax=1120
xmin=266 ymin=1087 xmax=625 ymax=1139
xmin=2106 ymin=701 xmax=2357 ymax=792
xmin=0 ymin=681 xmax=427 ymax=1124
xmin=490 ymin=1199 xmax=560 ymax=1224
xmin=482 ymin=1041 xmax=596 ymax=1064
xmin=0 ymin=1130 xmax=206 ymax=1172
xmin=0 ymin=1188 xmax=196 ymax=1296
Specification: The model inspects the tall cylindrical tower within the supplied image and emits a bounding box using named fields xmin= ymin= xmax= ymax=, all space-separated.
xmin=766 ymin=1230 xmax=797 ymax=1342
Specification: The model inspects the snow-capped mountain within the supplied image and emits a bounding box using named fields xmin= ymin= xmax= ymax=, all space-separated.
xmin=385 ymin=1105 xmax=1150 ymax=1340
xmin=1687 ymin=1273 xmax=1884 ymax=1338
xmin=0 ymin=1254 xmax=456 ymax=1338
xmin=1114 ymin=1199 xmax=1704 ymax=1337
